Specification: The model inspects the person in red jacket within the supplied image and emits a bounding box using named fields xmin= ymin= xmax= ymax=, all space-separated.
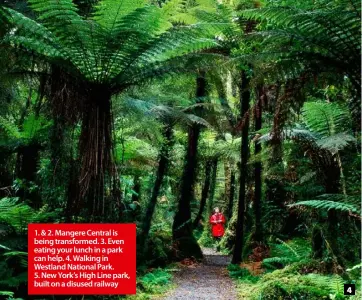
xmin=210 ymin=207 xmax=226 ymax=250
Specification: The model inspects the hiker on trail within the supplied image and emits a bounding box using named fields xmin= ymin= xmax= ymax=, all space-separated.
xmin=210 ymin=207 xmax=226 ymax=241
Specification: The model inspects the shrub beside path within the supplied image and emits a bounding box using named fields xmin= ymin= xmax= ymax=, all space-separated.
xmin=163 ymin=248 xmax=237 ymax=300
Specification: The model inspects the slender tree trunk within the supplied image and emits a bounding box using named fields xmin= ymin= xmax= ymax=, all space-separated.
xmin=253 ymin=86 xmax=263 ymax=243
xmin=132 ymin=175 xmax=141 ymax=203
xmin=232 ymin=70 xmax=251 ymax=264
xmin=224 ymin=160 xmax=231 ymax=212
xmin=139 ymin=125 xmax=173 ymax=250
xmin=16 ymin=143 xmax=42 ymax=208
xmin=228 ymin=168 xmax=236 ymax=221
xmin=264 ymin=83 xmax=286 ymax=235
xmin=199 ymin=158 xmax=218 ymax=246
xmin=208 ymin=158 xmax=218 ymax=214
xmin=0 ymin=147 xmax=12 ymax=198
xmin=35 ymin=74 xmax=46 ymax=118
xmin=325 ymin=163 xmax=342 ymax=263
xmin=65 ymin=157 xmax=79 ymax=221
xmin=172 ymin=74 xmax=206 ymax=259
xmin=193 ymin=160 xmax=212 ymax=228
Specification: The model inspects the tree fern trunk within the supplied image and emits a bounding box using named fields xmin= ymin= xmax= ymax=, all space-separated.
xmin=253 ymin=85 xmax=264 ymax=243
xmin=77 ymin=84 xmax=115 ymax=220
xmin=208 ymin=158 xmax=218 ymax=214
xmin=325 ymin=165 xmax=342 ymax=264
xmin=172 ymin=74 xmax=206 ymax=260
xmin=16 ymin=143 xmax=42 ymax=208
xmin=224 ymin=160 xmax=231 ymax=213
xmin=199 ymin=158 xmax=218 ymax=246
xmin=139 ymin=125 xmax=173 ymax=252
xmin=265 ymin=82 xmax=286 ymax=235
xmin=193 ymin=160 xmax=212 ymax=228
xmin=232 ymin=70 xmax=250 ymax=264
xmin=227 ymin=167 xmax=236 ymax=221
xmin=132 ymin=175 xmax=141 ymax=203
xmin=50 ymin=66 xmax=76 ymax=216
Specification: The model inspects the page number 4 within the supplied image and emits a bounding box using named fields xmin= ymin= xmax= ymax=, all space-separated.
xmin=344 ymin=284 xmax=355 ymax=295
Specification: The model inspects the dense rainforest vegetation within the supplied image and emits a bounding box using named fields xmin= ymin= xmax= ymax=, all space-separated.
xmin=0 ymin=0 xmax=360 ymax=299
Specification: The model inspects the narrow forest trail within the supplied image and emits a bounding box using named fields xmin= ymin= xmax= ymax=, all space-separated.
xmin=164 ymin=248 xmax=237 ymax=300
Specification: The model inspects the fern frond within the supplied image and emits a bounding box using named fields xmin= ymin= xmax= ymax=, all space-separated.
xmin=305 ymin=274 xmax=345 ymax=296
xmin=0 ymin=198 xmax=58 ymax=235
xmin=93 ymin=0 xmax=147 ymax=30
xmin=316 ymin=133 xmax=356 ymax=154
xmin=123 ymin=97 xmax=211 ymax=128
xmin=263 ymin=238 xmax=311 ymax=269
xmin=346 ymin=262 xmax=362 ymax=272
xmin=289 ymin=194 xmax=360 ymax=214
xmin=302 ymin=101 xmax=352 ymax=137
xmin=2 ymin=0 xmax=220 ymax=86
xmin=0 ymin=117 xmax=21 ymax=139
xmin=238 ymin=1 xmax=361 ymax=106
xmin=3 ymin=251 xmax=28 ymax=267
xmin=0 ymin=291 xmax=14 ymax=297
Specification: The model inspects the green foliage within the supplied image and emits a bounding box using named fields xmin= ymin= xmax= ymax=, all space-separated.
xmin=0 ymin=114 xmax=51 ymax=150
xmin=0 ymin=197 xmax=61 ymax=297
xmin=346 ymin=262 xmax=362 ymax=272
xmin=0 ymin=197 xmax=59 ymax=237
xmin=228 ymin=264 xmax=259 ymax=282
xmin=198 ymin=230 xmax=214 ymax=247
xmin=0 ymin=1 xmax=360 ymax=299
xmin=302 ymin=102 xmax=352 ymax=138
xmin=143 ymin=223 xmax=173 ymax=267
xmin=239 ymin=0 xmax=360 ymax=84
xmin=289 ymin=194 xmax=360 ymax=215
xmin=238 ymin=264 xmax=359 ymax=300
xmin=139 ymin=268 xmax=172 ymax=293
xmin=1 ymin=0 xmax=221 ymax=86
xmin=260 ymin=101 xmax=356 ymax=155
xmin=301 ymin=101 xmax=356 ymax=153
xmin=128 ymin=268 xmax=173 ymax=299
xmin=262 ymin=238 xmax=311 ymax=270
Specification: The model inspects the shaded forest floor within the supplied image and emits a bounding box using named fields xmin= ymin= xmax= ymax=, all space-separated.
xmin=163 ymin=248 xmax=237 ymax=300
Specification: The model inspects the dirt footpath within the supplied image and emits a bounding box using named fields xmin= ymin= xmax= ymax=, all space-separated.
xmin=163 ymin=248 xmax=237 ymax=300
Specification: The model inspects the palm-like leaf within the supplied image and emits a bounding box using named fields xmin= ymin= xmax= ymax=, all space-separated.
xmin=239 ymin=1 xmax=360 ymax=81
xmin=1 ymin=0 xmax=221 ymax=85
xmin=288 ymin=194 xmax=360 ymax=215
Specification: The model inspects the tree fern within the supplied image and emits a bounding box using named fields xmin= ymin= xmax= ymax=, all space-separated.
xmin=304 ymin=274 xmax=345 ymax=298
xmin=263 ymin=238 xmax=311 ymax=269
xmin=239 ymin=1 xmax=360 ymax=81
xmin=0 ymin=117 xmax=21 ymax=140
xmin=238 ymin=0 xmax=361 ymax=124
xmin=122 ymin=97 xmax=212 ymax=128
xmin=0 ymin=0 xmax=225 ymax=213
xmin=0 ymin=197 xmax=59 ymax=237
xmin=302 ymin=102 xmax=352 ymax=137
xmin=0 ymin=114 xmax=50 ymax=150
xmin=1 ymin=0 xmax=221 ymax=84
xmin=289 ymin=194 xmax=360 ymax=215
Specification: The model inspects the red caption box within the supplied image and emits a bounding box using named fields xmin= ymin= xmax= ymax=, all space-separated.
xmin=28 ymin=223 xmax=136 ymax=295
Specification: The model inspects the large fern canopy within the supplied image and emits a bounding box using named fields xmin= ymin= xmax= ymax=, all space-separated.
xmin=0 ymin=0 xmax=225 ymax=209
xmin=1 ymin=0 xmax=219 ymax=89
xmin=239 ymin=0 xmax=361 ymax=80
